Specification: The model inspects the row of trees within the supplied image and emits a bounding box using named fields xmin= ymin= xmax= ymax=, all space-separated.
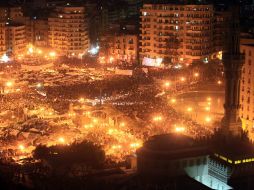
xmin=33 ymin=141 xmax=105 ymax=175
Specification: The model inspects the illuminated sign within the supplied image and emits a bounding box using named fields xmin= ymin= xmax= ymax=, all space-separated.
xmin=142 ymin=57 xmax=163 ymax=67
xmin=214 ymin=153 xmax=254 ymax=165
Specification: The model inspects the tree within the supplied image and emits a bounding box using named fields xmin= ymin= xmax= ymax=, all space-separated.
xmin=33 ymin=141 xmax=105 ymax=175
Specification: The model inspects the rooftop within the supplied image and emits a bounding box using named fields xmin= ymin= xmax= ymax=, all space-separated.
xmin=137 ymin=134 xmax=209 ymax=160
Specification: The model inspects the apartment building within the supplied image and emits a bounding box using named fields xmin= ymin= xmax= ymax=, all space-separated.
xmin=0 ymin=22 xmax=6 ymax=57
xmin=48 ymin=5 xmax=89 ymax=57
xmin=240 ymin=44 xmax=254 ymax=139
xmin=0 ymin=6 xmax=23 ymax=20
xmin=6 ymin=23 xmax=26 ymax=56
xmin=140 ymin=3 xmax=214 ymax=65
xmin=25 ymin=17 xmax=49 ymax=47
xmin=109 ymin=32 xmax=138 ymax=64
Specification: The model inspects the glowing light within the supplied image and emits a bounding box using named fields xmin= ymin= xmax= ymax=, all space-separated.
xmin=49 ymin=51 xmax=56 ymax=57
xmin=84 ymin=124 xmax=94 ymax=129
xmin=170 ymin=98 xmax=176 ymax=104
xmin=120 ymin=122 xmax=125 ymax=127
xmin=18 ymin=144 xmax=25 ymax=151
xmin=28 ymin=47 xmax=34 ymax=54
xmin=164 ymin=81 xmax=171 ymax=88
xmin=187 ymin=107 xmax=193 ymax=112
xmin=36 ymin=83 xmax=42 ymax=88
xmin=174 ymin=64 xmax=182 ymax=69
xmin=194 ymin=72 xmax=199 ymax=77
xmin=37 ymin=49 xmax=42 ymax=54
xmin=89 ymin=47 xmax=99 ymax=55
xmin=218 ymin=80 xmax=222 ymax=85
xmin=217 ymin=51 xmax=223 ymax=60
xmin=207 ymin=97 xmax=212 ymax=101
xmin=130 ymin=143 xmax=141 ymax=148
xmin=58 ymin=137 xmax=65 ymax=144
xmin=155 ymin=58 xmax=163 ymax=65
xmin=109 ymin=56 xmax=114 ymax=63
xmin=79 ymin=98 xmax=85 ymax=103
xmin=153 ymin=115 xmax=163 ymax=122
xmin=175 ymin=126 xmax=185 ymax=132
xmin=0 ymin=54 xmax=10 ymax=63
xmin=205 ymin=106 xmax=210 ymax=111
xmin=205 ymin=116 xmax=212 ymax=123
xmin=5 ymin=81 xmax=13 ymax=87
xmin=180 ymin=77 xmax=186 ymax=82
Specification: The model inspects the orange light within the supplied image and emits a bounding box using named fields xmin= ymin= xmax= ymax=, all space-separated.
xmin=5 ymin=81 xmax=13 ymax=87
xmin=194 ymin=73 xmax=199 ymax=77
xmin=170 ymin=98 xmax=176 ymax=104
xmin=164 ymin=81 xmax=171 ymax=88
xmin=58 ymin=137 xmax=65 ymax=144
xmin=180 ymin=77 xmax=186 ymax=82
xmin=18 ymin=144 xmax=25 ymax=151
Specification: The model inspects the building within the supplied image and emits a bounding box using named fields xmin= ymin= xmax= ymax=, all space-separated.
xmin=48 ymin=5 xmax=89 ymax=57
xmin=125 ymin=0 xmax=142 ymax=17
xmin=25 ymin=17 xmax=49 ymax=47
xmin=0 ymin=6 xmax=23 ymax=21
xmin=108 ymin=32 xmax=138 ymax=65
xmin=6 ymin=23 xmax=26 ymax=57
xmin=240 ymin=44 xmax=254 ymax=138
xmin=214 ymin=5 xmax=231 ymax=54
xmin=0 ymin=21 xmax=6 ymax=57
xmin=140 ymin=3 xmax=214 ymax=66
xmin=99 ymin=18 xmax=139 ymax=65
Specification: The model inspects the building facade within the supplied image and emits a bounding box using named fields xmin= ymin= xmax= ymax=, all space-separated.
xmin=48 ymin=6 xmax=89 ymax=57
xmin=25 ymin=17 xmax=49 ymax=47
xmin=108 ymin=33 xmax=138 ymax=65
xmin=6 ymin=23 xmax=26 ymax=57
xmin=240 ymin=44 xmax=254 ymax=138
xmin=140 ymin=3 xmax=214 ymax=65
xmin=0 ymin=6 xmax=23 ymax=20
xmin=0 ymin=21 xmax=6 ymax=57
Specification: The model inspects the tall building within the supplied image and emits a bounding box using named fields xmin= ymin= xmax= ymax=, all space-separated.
xmin=125 ymin=0 xmax=143 ymax=16
xmin=240 ymin=44 xmax=254 ymax=138
xmin=108 ymin=32 xmax=138 ymax=65
xmin=0 ymin=22 xmax=6 ymax=57
xmin=0 ymin=6 xmax=23 ymax=21
xmin=6 ymin=23 xmax=26 ymax=57
xmin=48 ymin=5 xmax=89 ymax=57
xmin=140 ymin=3 xmax=214 ymax=66
xmin=25 ymin=17 xmax=49 ymax=47
xmin=214 ymin=5 xmax=231 ymax=54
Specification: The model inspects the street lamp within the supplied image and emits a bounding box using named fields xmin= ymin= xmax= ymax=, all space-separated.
xmin=18 ymin=144 xmax=25 ymax=152
xmin=58 ymin=137 xmax=65 ymax=144
xmin=205 ymin=116 xmax=212 ymax=123
xmin=164 ymin=81 xmax=171 ymax=88
xmin=180 ymin=77 xmax=186 ymax=82
xmin=5 ymin=81 xmax=13 ymax=87
xmin=170 ymin=98 xmax=176 ymax=104
xmin=187 ymin=107 xmax=193 ymax=112
xmin=49 ymin=51 xmax=56 ymax=58
xmin=194 ymin=72 xmax=199 ymax=77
